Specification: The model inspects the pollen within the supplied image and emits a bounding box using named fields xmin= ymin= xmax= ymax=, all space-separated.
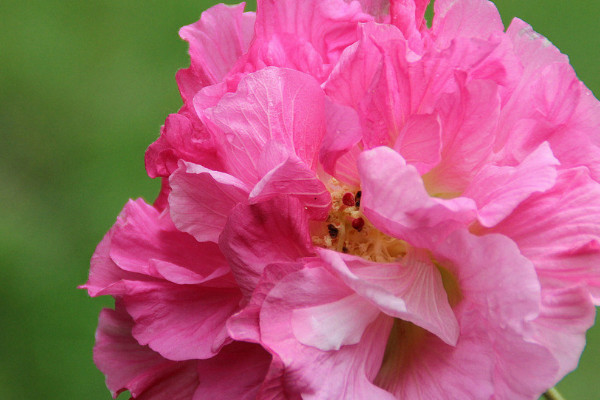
xmin=311 ymin=179 xmax=407 ymax=262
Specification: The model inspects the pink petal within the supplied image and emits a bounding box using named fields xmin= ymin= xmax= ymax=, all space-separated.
xmin=289 ymin=268 xmax=380 ymax=351
xmin=375 ymin=309 xmax=495 ymax=399
xmin=250 ymin=154 xmax=331 ymax=220
xmin=435 ymin=229 xmax=559 ymax=398
xmin=202 ymin=67 xmax=326 ymax=184
xmin=487 ymin=167 xmax=600 ymax=302
xmin=123 ymin=281 xmax=241 ymax=361
xmin=193 ymin=342 xmax=272 ymax=400
xmin=260 ymin=267 xmax=397 ymax=400
xmin=81 ymin=226 xmax=151 ymax=297
xmin=432 ymin=0 xmax=504 ymax=49
xmin=392 ymin=113 xmax=442 ymax=174
xmin=464 ymin=141 xmax=559 ymax=227
xmin=358 ymin=146 xmax=476 ymax=247
xmin=527 ymin=285 xmax=596 ymax=380
xmin=253 ymin=0 xmax=371 ymax=67
xmin=176 ymin=3 xmax=255 ymax=102
xmin=169 ymin=161 xmax=250 ymax=243
xmin=319 ymin=99 xmax=363 ymax=177
xmin=219 ymin=196 xmax=314 ymax=298
xmin=109 ymin=199 xmax=231 ymax=283
xmin=318 ymin=249 xmax=459 ymax=346
xmin=425 ymin=76 xmax=500 ymax=195
xmin=94 ymin=305 xmax=198 ymax=399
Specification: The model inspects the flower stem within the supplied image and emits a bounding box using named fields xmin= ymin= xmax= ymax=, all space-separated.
xmin=543 ymin=387 xmax=566 ymax=400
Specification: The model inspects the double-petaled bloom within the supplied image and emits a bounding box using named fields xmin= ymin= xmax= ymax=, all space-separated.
xmin=83 ymin=1 xmax=600 ymax=399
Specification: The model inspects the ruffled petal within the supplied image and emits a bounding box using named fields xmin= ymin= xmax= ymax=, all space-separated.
xmin=169 ymin=161 xmax=250 ymax=243
xmin=464 ymin=141 xmax=559 ymax=227
xmin=318 ymin=249 xmax=459 ymax=346
xmin=358 ymin=146 xmax=476 ymax=247
xmin=123 ymin=281 xmax=241 ymax=361
xmin=176 ymin=3 xmax=255 ymax=103
xmin=219 ymin=196 xmax=314 ymax=298
xmin=202 ymin=67 xmax=326 ymax=184
xmin=250 ymin=154 xmax=331 ymax=220
xmin=193 ymin=342 xmax=272 ymax=400
xmin=94 ymin=305 xmax=198 ymax=399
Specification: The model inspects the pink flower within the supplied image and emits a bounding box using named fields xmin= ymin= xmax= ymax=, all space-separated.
xmin=84 ymin=1 xmax=600 ymax=399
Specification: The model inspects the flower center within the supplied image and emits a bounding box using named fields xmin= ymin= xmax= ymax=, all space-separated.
xmin=311 ymin=179 xmax=407 ymax=262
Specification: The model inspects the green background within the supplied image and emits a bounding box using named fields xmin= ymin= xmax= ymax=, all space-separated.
xmin=1 ymin=1 xmax=598 ymax=398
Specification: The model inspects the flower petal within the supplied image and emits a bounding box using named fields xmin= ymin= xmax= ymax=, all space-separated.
xmin=318 ymin=249 xmax=459 ymax=346
xmin=249 ymin=154 xmax=331 ymax=220
xmin=94 ymin=305 xmax=198 ymax=399
xmin=202 ymin=67 xmax=326 ymax=184
xmin=464 ymin=141 xmax=559 ymax=227
xmin=358 ymin=146 xmax=476 ymax=247
xmin=123 ymin=281 xmax=241 ymax=361
xmin=169 ymin=161 xmax=250 ymax=243
xmin=219 ymin=196 xmax=314 ymax=298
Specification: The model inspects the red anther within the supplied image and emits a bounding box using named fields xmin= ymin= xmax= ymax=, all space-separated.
xmin=342 ymin=192 xmax=355 ymax=206
xmin=352 ymin=217 xmax=364 ymax=232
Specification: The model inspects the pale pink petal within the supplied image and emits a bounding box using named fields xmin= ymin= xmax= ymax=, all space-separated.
xmin=432 ymin=0 xmax=504 ymax=49
xmin=358 ymin=146 xmax=476 ymax=247
xmin=318 ymin=249 xmax=459 ymax=346
xmin=319 ymin=99 xmax=363 ymax=177
xmin=109 ymin=199 xmax=231 ymax=283
xmin=392 ymin=113 xmax=442 ymax=174
xmin=176 ymin=3 xmax=255 ymax=103
xmin=202 ymin=67 xmax=326 ymax=184
xmin=527 ymin=285 xmax=596 ymax=380
xmin=250 ymin=155 xmax=331 ymax=220
xmin=435 ymin=229 xmax=558 ymax=398
xmin=227 ymin=262 xmax=304 ymax=344
xmin=94 ymin=305 xmax=198 ymax=399
xmin=425 ymin=76 xmax=500 ymax=195
xmin=486 ymin=168 xmax=600 ymax=302
xmin=169 ymin=161 xmax=250 ymax=243
xmin=464 ymin=141 xmax=559 ymax=227
xmin=260 ymin=267 xmax=396 ymax=400
xmin=123 ymin=281 xmax=241 ymax=361
xmin=375 ymin=309 xmax=495 ymax=399
xmin=219 ymin=197 xmax=314 ymax=298
xmin=193 ymin=342 xmax=272 ymax=400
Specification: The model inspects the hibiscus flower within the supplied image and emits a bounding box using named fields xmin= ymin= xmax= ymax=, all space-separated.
xmin=83 ymin=1 xmax=600 ymax=399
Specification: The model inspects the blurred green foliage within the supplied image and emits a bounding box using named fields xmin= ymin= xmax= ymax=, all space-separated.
xmin=0 ymin=1 xmax=597 ymax=399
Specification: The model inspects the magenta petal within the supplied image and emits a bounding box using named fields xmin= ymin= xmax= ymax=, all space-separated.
xmin=123 ymin=281 xmax=241 ymax=361
xmin=109 ymin=199 xmax=231 ymax=283
xmin=249 ymin=154 xmax=331 ymax=220
xmin=465 ymin=141 xmax=559 ymax=227
xmin=193 ymin=342 xmax=272 ymax=400
xmin=219 ymin=196 xmax=314 ymax=298
xmin=94 ymin=306 xmax=198 ymax=399
xmin=358 ymin=146 xmax=476 ymax=247
xmin=202 ymin=67 xmax=326 ymax=184
xmin=169 ymin=161 xmax=250 ymax=243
